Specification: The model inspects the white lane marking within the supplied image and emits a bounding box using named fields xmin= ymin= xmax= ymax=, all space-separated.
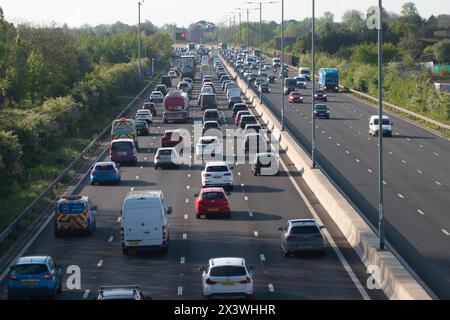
xmin=130 ymin=187 xmax=135 ymax=191
xmin=260 ymin=254 xmax=266 ymax=262
xmin=398 ymin=194 xmax=405 ymax=199
xmin=185 ymin=198 xmax=190 ymax=204
xmin=183 ymin=233 xmax=187 ymax=240
xmin=279 ymin=160 xmax=371 ymax=300
xmin=419 ymin=145 xmax=424 ymax=148
xmin=336 ymin=143 xmax=341 ymax=147
xmin=406 ymin=138 xmax=411 ymax=141
xmin=388 ymin=152 xmax=393 ymax=156
xmin=434 ymin=152 xmax=439 ymax=156
xmin=401 ymin=160 xmax=407 ymax=164
xmin=117 ymin=217 xmax=122 ymax=223
xmin=321 ymin=131 xmax=325 ymax=134
xmin=436 ymin=181 xmax=442 ymax=186
xmin=345 ymin=150 xmax=350 ymax=154
xmin=355 ymin=159 xmax=360 ymax=163
xmin=241 ymin=183 xmax=245 ymax=188
xmin=83 ymin=289 xmax=90 ymax=300
xmin=186 ymin=185 xmax=191 ymax=190
xmin=238 ymin=172 xmax=241 ymax=176
xmin=178 ymin=286 xmax=183 ymax=296
xmin=244 ymin=196 xmax=249 ymax=201
xmin=442 ymin=230 xmax=450 ymax=236
xmin=140 ymin=166 xmax=143 ymax=170
xmin=144 ymin=157 xmax=148 ymax=160
xmin=268 ymin=284 xmax=275 ymax=293
xmin=417 ymin=170 xmax=423 ymax=174
xmin=97 ymin=260 xmax=103 ymax=267
xmin=108 ymin=236 xmax=114 ymax=243
xmin=249 ymin=212 xmax=254 ymax=217
xmin=187 ymin=174 xmax=191 ymax=178
xmin=328 ymin=137 xmax=332 ymax=140
xmin=180 ymin=257 xmax=186 ymax=264
xmin=136 ymin=176 xmax=140 ymax=180
xmin=383 ymin=180 xmax=387 ymax=185
xmin=253 ymin=231 xmax=259 ymax=238
xmin=184 ymin=214 xmax=188 ymax=220
xmin=417 ymin=210 xmax=425 ymax=216
xmin=368 ymin=169 xmax=373 ymax=174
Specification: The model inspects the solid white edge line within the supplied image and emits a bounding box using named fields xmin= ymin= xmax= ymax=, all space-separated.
xmin=83 ymin=289 xmax=90 ymax=300
xmin=279 ymin=159 xmax=371 ymax=300
xmin=177 ymin=286 xmax=183 ymax=296
xmin=268 ymin=283 xmax=275 ymax=292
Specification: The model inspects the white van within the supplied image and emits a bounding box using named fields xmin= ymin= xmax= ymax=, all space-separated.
xmin=272 ymin=57 xmax=281 ymax=68
xmin=121 ymin=190 xmax=173 ymax=255
xmin=298 ymin=67 xmax=311 ymax=81
xmin=369 ymin=115 xmax=393 ymax=137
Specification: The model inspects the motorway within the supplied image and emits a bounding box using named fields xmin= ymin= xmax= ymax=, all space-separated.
xmin=0 ymin=58 xmax=386 ymax=300
xmin=235 ymin=57 xmax=450 ymax=298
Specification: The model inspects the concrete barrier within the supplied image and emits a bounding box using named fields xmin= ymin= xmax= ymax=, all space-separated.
xmin=222 ymin=56 xmax=432 ymax=300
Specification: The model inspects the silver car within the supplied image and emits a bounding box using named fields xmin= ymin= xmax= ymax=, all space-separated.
xmin=278 ymin=219 xmax=326 ymax=256
xmin=154 ymin=148 xmax=182 ymax=169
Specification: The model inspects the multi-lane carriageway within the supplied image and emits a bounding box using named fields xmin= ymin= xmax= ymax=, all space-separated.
xmin=236 ymin=55 xmax=450 ymax=299
xmin=0 ymin=60 xmax=387 ymax=300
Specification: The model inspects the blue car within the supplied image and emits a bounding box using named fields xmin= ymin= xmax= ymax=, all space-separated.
xmin=7 ymin=256 xmax=62 ymax=300
xmin=90 ymin=162 xmax=121 ymax=185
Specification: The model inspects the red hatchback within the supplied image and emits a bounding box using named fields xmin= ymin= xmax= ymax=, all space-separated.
xmin=288 ymin=91 xmax=304 ymax=103
xmin=195 ymin=188 xmax=231 ymax=219
xmin=142 ymin=102 xmax=157 ymax=116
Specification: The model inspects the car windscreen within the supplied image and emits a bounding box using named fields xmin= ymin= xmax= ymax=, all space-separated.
xmin=301 ymin=70 xmax=310 ymax=75
xmin=290 ymin=226 xmax=320 ymax=235
xmin=210 ymin=266 xmax=246 ymax=277
xmin=203 ymin=123 xmax=219 ymax=129
xmin=58 ymin=202 xmax=86 ymax=214
xmin=200 ymin=139 xmax=217 ymax=145
xmin=206 ymin=166 xmax=229 ymax=173
xmin=285 ymin=79 xmax=297 ymax=86
xmin=14 ymin=264 xmax=49 ymax=275
xmin=112 ymin=142 xmax=133 ymax=151
xmin=374 ymin=119 xmax=391 ymax=125
xmin=202 ymin=192 xmax=225 ymax=200
xmin=315 ymin=106 xmax=328 ymax=110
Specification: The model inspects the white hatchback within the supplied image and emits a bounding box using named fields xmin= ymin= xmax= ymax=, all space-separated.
xmin=200 ymin=257 xmax=254 ymax=300
xmin=201 ymin=162 xmax=233 ymax=190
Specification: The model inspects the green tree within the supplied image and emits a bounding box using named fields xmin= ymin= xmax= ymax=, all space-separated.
xmin=27 ymin=51 xmax=50 ymax=103
xmin=342 ymin=10 xmax=365 ymax=33
xmin=433 ymin=39 xmax=450 ymax=63
xmin=0 ymin=130 xmax=22 ymax=176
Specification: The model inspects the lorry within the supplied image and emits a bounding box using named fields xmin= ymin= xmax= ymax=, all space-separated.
xmin=163 ymin=89 xmax=189 ymax=123
xmin=318 ymin=68 xmax=339 ymax=92
xmin=111 ymin=118 xmax=138 ymax=148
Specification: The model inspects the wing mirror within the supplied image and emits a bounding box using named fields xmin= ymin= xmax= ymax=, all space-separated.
xmin=198 ymin=267 xmax=205 ymax=272
xmin=278 ymin=227 xmax=284 ymax=232
xmin=167 ymin=207 xmax=173 ymax=215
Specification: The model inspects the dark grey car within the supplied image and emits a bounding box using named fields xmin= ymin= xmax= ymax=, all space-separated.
xmin=278 ymin=219 xmax=326 ymax=256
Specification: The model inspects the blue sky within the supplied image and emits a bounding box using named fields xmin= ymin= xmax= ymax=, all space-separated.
xmin=1 ymin=0 xmax=449 ymax=28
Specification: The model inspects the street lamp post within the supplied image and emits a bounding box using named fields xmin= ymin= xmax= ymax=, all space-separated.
xmin=311 ymin=0 xmax=317 ymax=168
xmin=377 ymin=0 xmax=385 ymax=251
xmin=137 ymin=1 xmax=144 ymax=80
xmin=281 ymin=0 xmax=285 ymax=131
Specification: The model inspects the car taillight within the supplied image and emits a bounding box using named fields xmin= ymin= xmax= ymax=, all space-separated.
xmin=245 ymin=140 xmax=249 ymax=145
xmin=155 ymin=155 xmax=160 ymax=160
xmin=44 ymin=273 xmax=53 ymax=280
xmin=203 ymin=173 xmax=211 ymax=177
xmin=285 ymin=235 xmax=293 ymax=241
xmin=91 ymin=170 xmax=96 ymax=175
xmin=240 ymin=277 xmax=252 ymax=284
xmin=206 ymin=278 xmax=217 ymax=285
xmin=224 ymin=173 xmax=232 ymax=176
xmin=9 ymin=274 xmax=17 ymax=280
xmin=112 ymin=169 xmax=119 ymax=174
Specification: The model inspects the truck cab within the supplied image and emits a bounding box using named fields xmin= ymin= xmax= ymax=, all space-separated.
xmin=318 ymin=68 xmax=339 ymax=92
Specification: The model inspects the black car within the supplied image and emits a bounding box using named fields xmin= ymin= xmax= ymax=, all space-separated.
xmin=155 ymin=85 xmax=167 ymax=97
xmin=135 ymin=120 xmax=150 ymax=136
xmin=161 ymin=76 xmax=172 ymax=88
xmin=268 ymin=75 xmax=276 ymax=84
xmin=232 ymin=103 xmax=248 ymax=118
xmin=228 ymin=96 xmax=243 ymax=109
xmin=314 ymin=104 xmax=330 ymax=119
xmin=314 ymin=90 xmax=328 ymax=102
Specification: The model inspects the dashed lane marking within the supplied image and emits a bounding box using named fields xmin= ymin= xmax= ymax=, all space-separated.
xmin=97 ymin=260 xmax=103 ymax=267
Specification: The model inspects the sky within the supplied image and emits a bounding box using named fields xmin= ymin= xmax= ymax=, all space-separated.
xmin=1 ymin=0 xmax=449 ymax=28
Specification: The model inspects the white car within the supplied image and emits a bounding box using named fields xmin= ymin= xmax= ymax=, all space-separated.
xmin=201 ymin=86 xmax=214 ymax=94
xmin=201 ymin=162 xmax=233 ymax=190
xmin=136 ymin=110 xmax=153 ymax=122
xmin=200 ymin=257 xmax=254 ymax=300
xmin=196 ymin=136 xmax=222 ymax=158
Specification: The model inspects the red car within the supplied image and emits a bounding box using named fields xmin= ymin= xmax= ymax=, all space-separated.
xmin=288 ymin=91 xmax=304 ymax=103
xmin=142 ymin=102 xmax=157 ymax=116
xmin=161 ymin=130 xmax=183 ymax=148
xmin=195 ymin=188 xmax=231 ymax=219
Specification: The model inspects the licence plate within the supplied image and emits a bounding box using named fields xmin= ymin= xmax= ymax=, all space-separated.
xmin=119 ymin=152 xmax=127 ymax=156
xmin=128 ymin=241 xmax=142 ymax=247
xmin=221 ymin=282 xmax=236 ymax=286
xmin=300 ymin=246 xmax=313 ymax=250
xmin=21 ymin=280 xmax=39 ymax=286
xmin=213 ymin=176 xmax=221 ymax=179
xmin=208 ymin=208 xmax=219 ymax=212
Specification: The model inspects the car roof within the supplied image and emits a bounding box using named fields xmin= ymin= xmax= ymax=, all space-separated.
xmin=126 ymin=190 xmax=163 ymax=200
xmin=371 ymin=115 xmax=390 ymax=119
xmin=111 ymin=139 xmax=134 ymax=143
xmin=210 ymin=257 xmax=245 ymax=267
xmin=203 ymin=121 xmax=220 ymax=125
xmin=95 ymin=162 xmax=116 ymax=166
xmin=100 ymin=289 xmax=138 ymax=299
xmin=205 ymin=161 xmax=229 ymax=167
xmin=200 ymin=136 xmax=218 ymax=141
xmin=16 ymin=256 xmax=49 ymax=265
xmin=157 ymin=147 xmax=176 ymax=151
xmin=151 ymin=91 xmax=162 ymax=94
xmin=57 ymin=195 xmax=89 ymax=204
